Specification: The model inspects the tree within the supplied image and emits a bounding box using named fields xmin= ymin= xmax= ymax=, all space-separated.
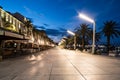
xmin=100 ymin=20 xmax=120 ymax=55
xmin=38 ymin=30 xmax=47 ymax=45
xmin=24 ymin=19 xmax=33 ymax=36
xmin=33 ymin=27 xmax=40 ymax=43
xmin=67 ymin=36 xmax=74 ymax=45
xmin=75 ymin=24 xmax=92 ymax=50
xmin=89 ymin=30 xmax=101 ymax=43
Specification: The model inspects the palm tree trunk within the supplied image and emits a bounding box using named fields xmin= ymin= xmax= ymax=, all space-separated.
xmin=82 ymin=35 xmax=85 ymax=50
xmin=107 ymin=36 xmax=110 ymax=55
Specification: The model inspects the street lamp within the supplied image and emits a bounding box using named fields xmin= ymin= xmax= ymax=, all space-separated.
xmin=67 ymin=30 xmax=76 ymax=50
xmin=79 ymin=13 xmax=95 ymax=54
xmin=67 ymin=30 xmax=75 ymax=36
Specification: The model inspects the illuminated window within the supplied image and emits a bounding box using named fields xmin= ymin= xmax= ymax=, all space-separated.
xmin=18 ymin=23 xmax=21 ymax=29
xmin=1 ymin=10 xmax=4 ymax=18
xmin=6 ymin=13 xmax=8 ymax=21
xmin=13 ymin=18 xmax=15 ymax=25
xmin=9 ymin=16 xmax=12 ymax=23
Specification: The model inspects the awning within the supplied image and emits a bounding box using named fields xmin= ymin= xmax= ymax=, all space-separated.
xmin=0 ymin=28 xmax=24 ymax=40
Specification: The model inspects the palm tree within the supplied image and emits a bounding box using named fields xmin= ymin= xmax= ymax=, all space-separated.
xmin=75 ymin=23 xmax=92 ymax=50
xmin=89 ymin=30 xmax=101 ymax=43
xmin=33 ymin=27 xmax=40 ymax=43
xmin=43 ymin=35 xmax=48 ymax=45
xmin=39 ymin=30 xmax=47 ymax=45
xmin=100 ymin=20 xmax=120 ymax=55
xmin=67 ymin=36 xmax=74 ymax=45
xmin=24 ymin=19 xmax=33 ymax=36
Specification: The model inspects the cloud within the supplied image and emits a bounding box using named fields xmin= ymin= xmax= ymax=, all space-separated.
xmin=48 ymin=35 xmax=62 ymax=42
xmin=43 ymin=23 xmax=50 ymax=27
xmin=32 ymin=26 xmax=67 ymax=42
xmin=23 ymin=6 xmax=44 ymax=18
xmin=23 ymin=6 xmax=32 ymax=14
xmin=34 ymin=25 xmax=46 ymax=30
xmin=34 ymin=23 xmax=50 ymax=30
xmin=45 ymin=28 xmax=67 ymax=36
xmin=45 ymin=29 xmax=61 ymax=36
xmin=47 ymin=28 xmax=67 ymax=42
xmin=59 ymin=28 xmax=66 ymax=31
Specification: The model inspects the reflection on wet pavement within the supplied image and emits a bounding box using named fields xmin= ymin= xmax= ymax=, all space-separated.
xmin=0 ymin=47 xmax=120 ymax=80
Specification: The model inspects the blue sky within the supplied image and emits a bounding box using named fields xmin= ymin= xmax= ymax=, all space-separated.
xmin=0 ymin=0 xmax=120 ymax=42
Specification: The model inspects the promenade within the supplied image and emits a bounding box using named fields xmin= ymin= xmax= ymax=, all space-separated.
xmin=0 ymin=47 xmax=120 ymax=80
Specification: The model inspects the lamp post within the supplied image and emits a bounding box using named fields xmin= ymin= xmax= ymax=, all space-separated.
xmin=79 ymin=13 xmax=95 ymax=54
xmin=67 ymin=30 xmax=76 ymax=50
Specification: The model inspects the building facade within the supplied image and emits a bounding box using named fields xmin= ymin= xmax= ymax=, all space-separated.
xmin=0 ymin=7 xmax=55 ymax=58
xmin=0 ymin=7 xmax=30 ymax=40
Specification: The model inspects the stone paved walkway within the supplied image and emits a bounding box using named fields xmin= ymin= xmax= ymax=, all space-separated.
xmin=0 ymin=47 xmax=120 ymax=80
